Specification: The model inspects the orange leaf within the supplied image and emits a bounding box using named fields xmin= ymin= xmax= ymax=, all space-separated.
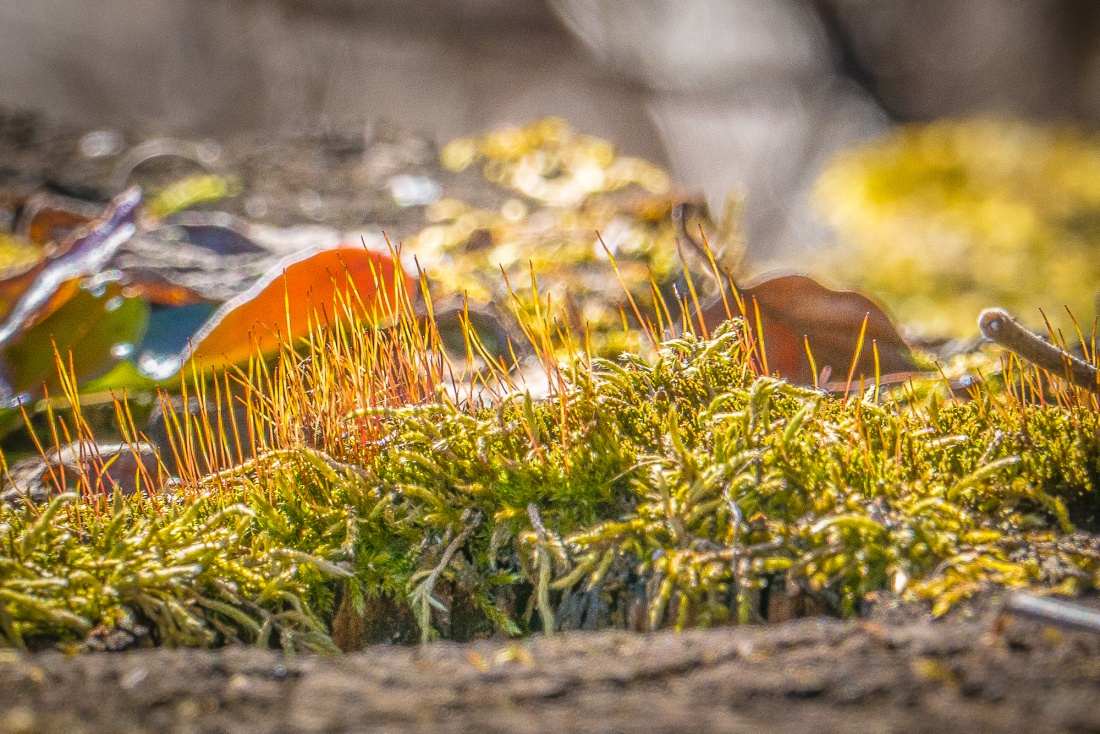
xmin=185 ymin=245 xmax=414 ymax=370
xmin=122 ymin=279 xmax=207 ymax=307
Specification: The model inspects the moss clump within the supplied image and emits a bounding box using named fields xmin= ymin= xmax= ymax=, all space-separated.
xmin=219 ymin=319 xmax=1100 ymax=641
xmin=0 ymin=492 xmax=339 ymax=652
xmin=4 ymin=310 xmax=1100 ymax=650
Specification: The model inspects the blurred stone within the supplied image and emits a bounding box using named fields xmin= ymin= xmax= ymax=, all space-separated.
xmin=553 ymin=0 xmax=887 ymax=262
xmin=647 ymin=74 xmax=885 ymax=263
xmin=0 ymin=440 xmax=162 ymax=505
xmin=0 ymin=0 xmax=664 ymax=162
xmin=552 ymin=0 xmax=830 ymax=92
xmin=279 ymin=0 xmax=556 ymax=28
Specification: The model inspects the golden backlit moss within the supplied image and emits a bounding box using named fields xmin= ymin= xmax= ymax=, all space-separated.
xmin=6 ymin=295 xmax=1099 ymax=649
xmin=3 ymin=120 xmax=1100 ymax=651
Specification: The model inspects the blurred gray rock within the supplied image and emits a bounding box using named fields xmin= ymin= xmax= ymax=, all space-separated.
xmin=0 ymin=0 xmax=664 ymax=162
xmin=1 ymin=441 xmax=163 ymax=506
xmin=552 ymin=0 xmax=829 ymax=92
xmin=552 ymin=0 xmax=889 ymax=262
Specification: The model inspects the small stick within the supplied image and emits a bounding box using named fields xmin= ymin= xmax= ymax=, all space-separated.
xmin=1004 ymin=591 xmax=1100 ymax=635
xmin=410 ymin=509 xmax=482 ymax=643
xmin=425 ymin=510 xmax=483 ymax=597
xmin=978 ymin=308 xmax=1100 ymax=394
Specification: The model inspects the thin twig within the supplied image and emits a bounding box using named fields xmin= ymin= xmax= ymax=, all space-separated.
xmin=979 ymin=308 xmax=1100 ymax=394
xmin=1004 ymin=591 xmax=1100 ymax=635
xmin=427 ymin=511 xmax=482 ymax=593
xmin=528 ymin=503 xmax=559 ymax=635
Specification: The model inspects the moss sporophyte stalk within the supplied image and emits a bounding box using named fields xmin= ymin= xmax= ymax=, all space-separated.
xmin=3 ymin=268 xmax=1100 ymax=651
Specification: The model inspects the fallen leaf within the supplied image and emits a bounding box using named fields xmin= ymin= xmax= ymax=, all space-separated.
xmin=134 ymin=302 xmax=219 ymax=362
xmin=0 ymin=188 xmax=141 ymax=342
xmin=113 ymin=217 xmax=273 ymax=306
xmin=704 ymin=274 xmax=916 ymax=387
xmin=17 ymin=192 xmax=99 ymax=249
xmin=137 ymin=245 xmax=413 ymax=377
xmin=1 ymin=280 xmax=148 ymax=402
xmin=0 ymin=191 xmax=101 ymax=312
xmin=0 ymin=233 xmax=43 ymax=281
xmin=169 ymin=218 xmax=269 ymax=255
xmin=145 ymin=174 xmax=233 ymax=218
xmin=1 ymin=440 xmax=162 ymax=505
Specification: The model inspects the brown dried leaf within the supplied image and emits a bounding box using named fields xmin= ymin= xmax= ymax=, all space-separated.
xmin=704 ymin=274 xmax=916 ymax=387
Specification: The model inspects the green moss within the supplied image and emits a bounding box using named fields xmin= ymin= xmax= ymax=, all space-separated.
xmin=4 ymin=318 xmax=1100 ymax=650
xmin=0 ymin=491 xmax=338 ymax=652
xmin=220 ymin=320 xmax=1100 ymax=637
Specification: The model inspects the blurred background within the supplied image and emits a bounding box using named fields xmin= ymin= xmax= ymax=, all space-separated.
xmin=3 ymin=0 xmax=1098 ymax=261
xmin=3 ymin=0 xmax=1100 ymax=341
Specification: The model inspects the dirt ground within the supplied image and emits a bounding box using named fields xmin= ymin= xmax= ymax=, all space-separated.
xmin=1 ymin=594 xmax=1100 ymax=734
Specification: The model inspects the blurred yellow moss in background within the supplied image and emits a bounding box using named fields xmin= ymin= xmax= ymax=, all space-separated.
xmin=815 ymin=119 xmax=1100 ymax=339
